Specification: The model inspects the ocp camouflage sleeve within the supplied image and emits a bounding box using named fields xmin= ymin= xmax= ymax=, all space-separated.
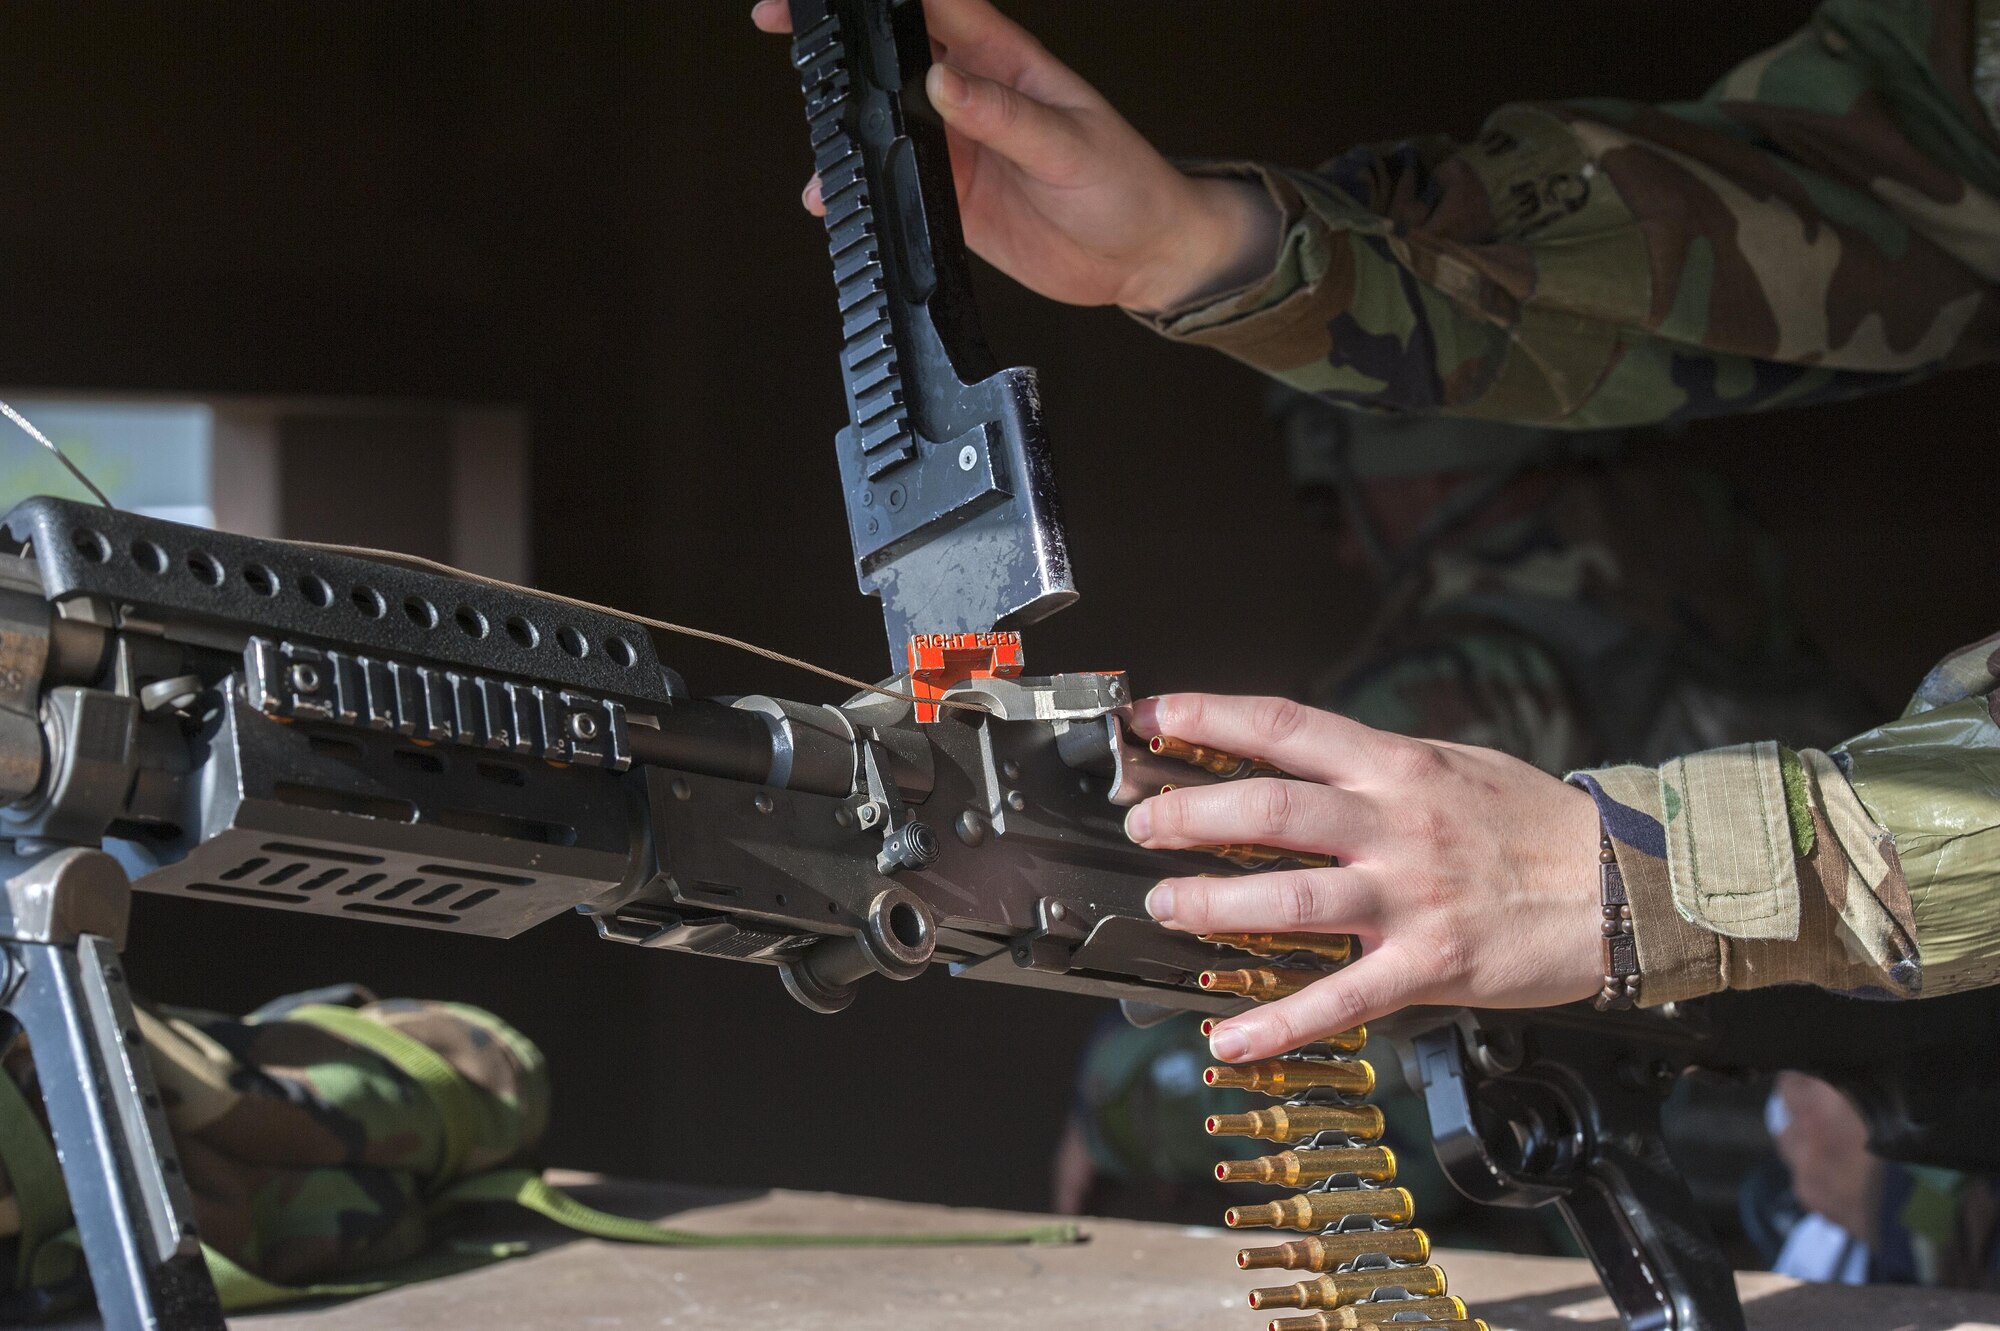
xmin=1139 ymin=0 xmax=2000 ymax=427
xmin=1570 ymin=631 xmax=2000 ymax=1003
xmin=0 ymin=992 xmax=549 ymax=1292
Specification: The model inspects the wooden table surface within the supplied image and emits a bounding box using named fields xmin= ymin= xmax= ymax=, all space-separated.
xmin=208 ymin=1172 xmax=2000 ymax=1330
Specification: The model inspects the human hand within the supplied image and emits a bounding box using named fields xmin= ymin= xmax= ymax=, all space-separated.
xmin=1771 ymin=1072 xmax=1879 ymax=1238
xmin=750 ymin=0 xmax=1276 ymax=312
xmin=1125 ymin=694 xmax=1605 ymax=1063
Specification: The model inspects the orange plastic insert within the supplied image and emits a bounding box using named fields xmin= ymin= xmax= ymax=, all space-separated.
xmin=906 ymin=631 xmax=1025 ymax=723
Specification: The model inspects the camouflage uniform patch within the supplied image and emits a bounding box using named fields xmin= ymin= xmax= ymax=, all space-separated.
xmin=0 ymin=991 xmax=548 ymax=1293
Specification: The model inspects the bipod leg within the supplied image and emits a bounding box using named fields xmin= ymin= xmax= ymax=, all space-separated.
xmin=0 ymin=846 xmax=224 ymax=1329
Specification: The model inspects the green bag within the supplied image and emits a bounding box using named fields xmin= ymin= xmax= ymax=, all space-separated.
xmin=0 ymin=987 xmax=1075 ymax=1315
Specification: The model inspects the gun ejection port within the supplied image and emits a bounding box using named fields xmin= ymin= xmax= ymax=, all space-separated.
xmin=958 ymin=445 xmax=978 ymax=471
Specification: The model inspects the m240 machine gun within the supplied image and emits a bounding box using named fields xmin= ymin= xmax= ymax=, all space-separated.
xmin=6 ymin=2 xmax=2000 ymax=1329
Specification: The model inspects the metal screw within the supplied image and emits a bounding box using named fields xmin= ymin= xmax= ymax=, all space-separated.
xmin=955 ymin=809 xmax=988 ymax=847
xmin=1001 ymin=759 xmax=1022 ymax=782
xmin=569 ymin=712 xmax=600 ymax=742
xmin=834 ymin=808 xmax=855 ymax=829
xmin=886 ymin=485 xmax=905 ymax=511
xmin=958 ymin=445 xmax=978 ymax=471
xmin=1049 ymin=902 xmax=1069 ymax=922
xmin=867 ymin=517 xmax=880 ymax=535
xmin=755 ymin=792 xmax=775 ymax=814
xmin=860 ymin=489 xmax=875 ymax=508
xmin=671 ymin=778 xmax=692 ymax=802
xmin=1006 ymin=790 xmax=1027 ymax=813
xmin=856 ymin=801 xmax=884 ymax=829
xmin=288 ymin=662 xmax=321 ymax=694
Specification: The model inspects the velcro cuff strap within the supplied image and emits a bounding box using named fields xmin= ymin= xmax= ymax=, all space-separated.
xmin=1659 ymin=741 xmax=1802 ymax=941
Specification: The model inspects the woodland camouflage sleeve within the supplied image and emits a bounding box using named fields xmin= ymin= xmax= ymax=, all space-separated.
xmin=1138 ymin=0 xmax=2000 ymax=427
xmin=1570 ymin=632 xmax=2000 ymax=1003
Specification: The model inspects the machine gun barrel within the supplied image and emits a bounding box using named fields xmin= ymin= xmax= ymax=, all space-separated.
xmin=624 ymin=702 xmax=785 ymax=789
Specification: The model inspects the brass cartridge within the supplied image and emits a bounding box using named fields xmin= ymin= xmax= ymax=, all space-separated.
xmin=1236 ymin=1230 xmax=1431 ymax=1273
xmin=1225 ymin=1187 xmax=1414 ymax=1232
xmin=1196 ymin=844 xmax=1338 ymax=870
xmin=1248 ymin=1264 xmax=1448 ymax=1311
xmin=1206 ymin=1103 xmax=1385 ymax=1143
xmin=1204 ymin=933 xmax=1355 ymax=965
xmin=1266 ymin=1297 xmax=1468 ymax=1330
xmin=1217 ymin=1146 xmax=1397 ymax=1187
xmin=1206 ymin=1059 xmax=1375 ymax=1098
xmin=1200 ymin=968 xmax=1319 ymax=1001
xmin=1201 ymin=1019 xmax=1367 ymax=1056
xmin=1149 ymin=735 xmax=1281 ymax=778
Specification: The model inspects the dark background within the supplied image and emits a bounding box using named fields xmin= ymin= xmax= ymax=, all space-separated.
xmin=0 ymin=2 xmax=1988 ymax=1213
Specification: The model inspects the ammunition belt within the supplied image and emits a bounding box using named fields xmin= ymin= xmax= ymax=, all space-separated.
xmin=1194 ymin=940 xmax=1485 ymax=1331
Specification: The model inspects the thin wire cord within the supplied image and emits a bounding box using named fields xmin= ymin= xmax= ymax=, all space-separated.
xmin=0 ymin=400 xmax=115 ymax=509
xmin=0 ymin=395 xmax=978 ymax=712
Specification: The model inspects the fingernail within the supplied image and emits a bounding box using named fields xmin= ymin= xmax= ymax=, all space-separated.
xmin=1145 ymin=882 xmax=1175 ymax=923
xmin=1124 ymin=803 xmax=1152 ymax=843
xmin=1210 ymin=1026 xmax=1250 ymax=1062
xmin=1127 ymin=697 xmax=1162 ymax=734
xmin=930 ymin=63 xmax=971 ymax=108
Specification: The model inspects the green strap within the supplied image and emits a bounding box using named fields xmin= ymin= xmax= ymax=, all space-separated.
xmin=441 ymin=1169 xmax=1080 ymax=1248
xmin=201 ymin=1238 xmax=529 ymax=1314
xmin=0 ymin=1068 xmax=72 ymax=1290
xmin=282 ymin=1004 xmax=481 ymax=1194
xmin=201 ymin=1171 xmax=1075 ymax=1315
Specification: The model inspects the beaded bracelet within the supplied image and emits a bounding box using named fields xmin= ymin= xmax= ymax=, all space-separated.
xmin=1595 ymin=832 xmax=1640 ymax=1011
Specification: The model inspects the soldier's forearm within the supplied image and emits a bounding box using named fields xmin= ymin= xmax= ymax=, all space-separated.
xmin=1135 ymin=1 xmax=2000 ymax=430
xmin=1569 ymin=631 xmax=2000 ymax=1004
